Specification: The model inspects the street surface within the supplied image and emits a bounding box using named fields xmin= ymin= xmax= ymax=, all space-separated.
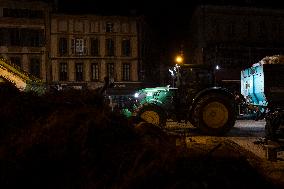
xmin=165 ymin=119 xmax=284 ymax=188
xmin=165 ymin=119 xmax=266 ymax=137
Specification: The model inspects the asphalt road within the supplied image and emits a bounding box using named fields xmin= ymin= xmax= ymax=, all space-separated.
xmin=165 ymin=119 xmax=284 ymax=189
xmin=164 ymin=119 xmax=266 ymax=137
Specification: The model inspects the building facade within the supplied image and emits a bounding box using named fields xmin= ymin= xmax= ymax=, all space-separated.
xmin=50 ymin=14 xmax=140 ymax=90
xmin=189 ymin=5 xmax=284 ymax=81
xmin=0 ymin=0 xmax=143 ymax=92
xmin=0 ymin=0 xmax=50 ymax=81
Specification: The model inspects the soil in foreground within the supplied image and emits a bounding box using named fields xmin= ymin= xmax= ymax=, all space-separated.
xmin=0 ymin=83 xmax=280 ymax=189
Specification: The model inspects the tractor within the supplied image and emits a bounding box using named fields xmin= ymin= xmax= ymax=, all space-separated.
xmin=122 ymin=64 xmax=236 ymax=136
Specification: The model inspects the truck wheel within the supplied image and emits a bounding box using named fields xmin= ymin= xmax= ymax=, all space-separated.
xmin=136 ymin=105 xmax=166 ymax=128
xmin=193 ymin=94 xmax=236 ymax=135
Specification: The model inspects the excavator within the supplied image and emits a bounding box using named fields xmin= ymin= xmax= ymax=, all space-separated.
xmin=0 ymin=57 xmax=46 ymax=95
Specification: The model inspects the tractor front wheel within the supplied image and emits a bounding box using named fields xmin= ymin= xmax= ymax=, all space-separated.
xmin=136 ymin=105 xmax=166 ymax=128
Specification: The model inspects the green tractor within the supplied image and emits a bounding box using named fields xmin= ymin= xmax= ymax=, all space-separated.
xmin=122 ymin=64 xmax=236 ymax=136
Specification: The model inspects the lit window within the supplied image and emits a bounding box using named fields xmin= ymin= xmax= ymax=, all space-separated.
xmin=71 ymin=38 xmax=86 ymax=55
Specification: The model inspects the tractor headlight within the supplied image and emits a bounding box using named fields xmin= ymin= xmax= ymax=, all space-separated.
xmin=134 ymin=92 xmax=139 ymax=98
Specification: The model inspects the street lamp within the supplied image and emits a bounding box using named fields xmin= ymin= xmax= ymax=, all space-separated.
xmin=175 ymin=55 xmax=184 ymax=64
xmin=214 ymin=65 xmax=220 ymax=86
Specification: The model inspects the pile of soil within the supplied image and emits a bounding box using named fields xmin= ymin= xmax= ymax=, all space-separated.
xmin=0 ymin=82 xmax=280 ymax=189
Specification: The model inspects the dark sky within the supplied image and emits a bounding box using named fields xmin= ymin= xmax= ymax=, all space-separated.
xmin=50 ymin=0 xmax=284 ymax=59
xmin=52 ymin=0 xmax=199 ymax=56
xmin=53 ymin=0 xmax=284 ymax=36
xmin=55 ymin=0 xmax=284 ymax=15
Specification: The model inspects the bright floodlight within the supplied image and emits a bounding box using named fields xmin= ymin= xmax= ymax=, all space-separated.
xmin=215 ymin=65 xmax=220 ymax=70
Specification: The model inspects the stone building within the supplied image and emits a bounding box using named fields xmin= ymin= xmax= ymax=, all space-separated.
xmin=0 ymin=0 xmax=143 ymax=92
xmin=0 ymin=0 xmax=50 ymax=81
xmin=189 ymin=5 xmax=284 ymax=81
xmin=50 ymin=14 xmax=141 ymax=90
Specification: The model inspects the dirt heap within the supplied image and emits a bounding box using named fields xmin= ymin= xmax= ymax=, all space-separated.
xmin=0 ymin=82 xmax=280 ymax=189
xmin=260 ymin=55 xmax=284 ymax=64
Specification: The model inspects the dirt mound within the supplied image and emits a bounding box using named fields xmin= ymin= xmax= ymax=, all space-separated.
xmin=0 ymin=89 xmax=178 ymax=189
xmin=260 ymin=55 xmax=284 ymax=64
xmin=0 ymin=89 xmax=280 ymax=189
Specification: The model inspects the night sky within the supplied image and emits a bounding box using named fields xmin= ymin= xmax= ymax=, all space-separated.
xmin=46 ymin=0 xmax=284 ymax=60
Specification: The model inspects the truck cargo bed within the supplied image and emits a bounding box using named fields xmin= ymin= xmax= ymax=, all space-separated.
xmin=241 ymin=63 xmax=284 ymax=108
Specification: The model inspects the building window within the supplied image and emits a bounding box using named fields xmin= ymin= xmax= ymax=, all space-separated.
xmin=272 ymin=22 xmax=280 ymax=39
xmin=228 ymin=22 xmax=235 ymax=38
xmin=246 ymin=21 xmax=251 ymax=38
xmin=59 ymin=37 xmax=68 ymax=56
xmin=30 ymin=58 xmax=40 ymax=78
xmin=122 ymin=39 xmax=131 ymax=56
xmin=0 ymin=28 xmax=8 ymax=46
xmin=59 ymin=63 xmax=68 ymax=81
xmin=91 ymin=63 xmax=99 ymax=81
xmin=258 ymin=22 xmax=266 ymax=39
xmin=106 ymin=38 xmax=115 ymax=56
xmin=105 ymin=22 xmax=114 ymax=32
xmin=10 ymin=29 xmax=21 ymax=46
xmin=212 ymin=19 xmax=220 ymax=37
xmin=122 ymin=63 xmax=130 ymax=81
xmin=0 ymin=28 xmax=43 ymax=47
xmin=30 ymin=30 xmax=44 ymax=47
xmin=10 ymin=57 xmax=21 ymax=68
xmin=90 ymin=38 xmax=100 ymax=56
xmin=72 ymin=38 xmax=86 ymax=55
xmin=3 ymin=8 xmax=43 ymax=19
xmin=107 ymin=63 xmax=114 ymax=80
xmin=75 ymin=63 xmax=83 ymax=81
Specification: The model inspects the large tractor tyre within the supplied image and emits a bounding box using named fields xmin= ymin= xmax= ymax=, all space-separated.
xmin=193 ymin=93 xmax=236 ymax=136
xmin=136 ymin=105 xmax=167 ymax=128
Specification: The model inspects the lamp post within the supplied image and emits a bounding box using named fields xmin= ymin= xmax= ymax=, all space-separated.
xmin=214 ymin=65 xmax=220 ymax=86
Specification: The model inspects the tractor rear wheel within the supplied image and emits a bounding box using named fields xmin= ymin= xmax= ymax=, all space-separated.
xmin=136 ymin=105 xmax=166 ymax=128
xmin=193 ymin=93 xmax=236 ymax=135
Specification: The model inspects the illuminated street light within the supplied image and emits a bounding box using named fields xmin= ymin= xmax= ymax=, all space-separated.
xmin=215 ymin=65 xmax=220 ymax=70
xmin=175 ymin=55 xmax=183 ymax=64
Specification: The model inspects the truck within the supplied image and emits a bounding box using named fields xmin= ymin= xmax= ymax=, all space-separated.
xmin=122 ymin=64 xmax=236 ymax=136
xmin=241 ymin=55 xmax=284 ymax=141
